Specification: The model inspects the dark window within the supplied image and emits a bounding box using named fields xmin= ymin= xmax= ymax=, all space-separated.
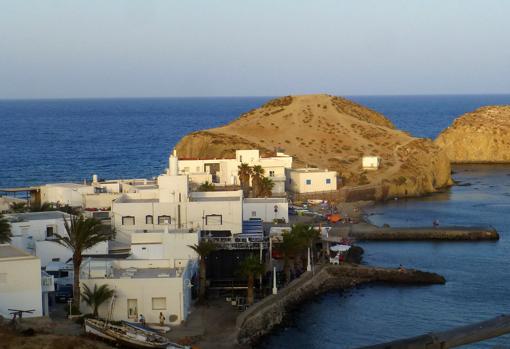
xmin=158 ymin=215 xmax=171 ymax=224
xmin=46 ymin=226 xmax=54 ymax=238
xmin=326 ymin=178 xmax=331 ymax=184
xmin=146 ymin=215 xmax=153 ymax=224
xmin=205 ymin=214 xmax=222 ymax=225
xmin=305 ymin=179 xmax=312 ymax=185
xmin=122 ymin=216 xmax=135 ymax=225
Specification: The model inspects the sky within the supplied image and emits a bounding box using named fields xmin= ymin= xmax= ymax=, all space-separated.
xmin=1 ymin=0 xmax=509 ymax=99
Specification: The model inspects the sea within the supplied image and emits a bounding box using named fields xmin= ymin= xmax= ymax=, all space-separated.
xmin=1 ymin=94 xmax=510 ymax=348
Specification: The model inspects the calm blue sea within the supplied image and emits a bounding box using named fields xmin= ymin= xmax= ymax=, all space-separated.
xmin=1 ymin=94 xmax=510 ymax=348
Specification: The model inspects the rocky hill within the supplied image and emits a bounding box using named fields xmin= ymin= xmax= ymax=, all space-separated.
xmin=435 ymin=105 xmax=510 ymax=163
xmin=176 ymin=94 xmax=452 ymax=199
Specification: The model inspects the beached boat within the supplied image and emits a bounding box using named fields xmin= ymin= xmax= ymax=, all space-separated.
xmin=84 ymin=318 xmax=172 ymax=348
xmin=123 ymin=320 xmax=171 ymax=334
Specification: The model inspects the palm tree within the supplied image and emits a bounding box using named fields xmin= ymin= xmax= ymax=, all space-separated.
xmin=292 ymin=224 xmax=319 ymax=270
xmin=81 ymin=283 xmax=115 ymax=318
xmin=251 ymin=165 xmax=265 ymax=198
xmin=197 ymin=181 xmax=215 ymax=192
xmin=238 ymin=163 xmax=253 ymax=198
xmin=258 ymin=177 xmax=274 ymax=197
xmin=238 ymin=255 xmax=265 ymax=305
xmin=9 ymin=202 xmax=27 ymax=213
xmin=279 ymin=231 xmax=302 ymax=284
xmin=188 ymin=240 xmax=217 ymax=302
xmin=0 ymin=214 xmax=12 ymax=243
xmin=51 ymin=215 xmax=114 ymax=310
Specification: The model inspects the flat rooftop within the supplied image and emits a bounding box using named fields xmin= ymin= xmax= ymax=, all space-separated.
xmin=5 ymin=211 xmax=68 ymax=222
xmin=243 ymin=198 xmax=288 ymax=203
xmin=112 ymin=267 xmax=178 ymax=279
xmin=0 ymin=244 xmax=37 ymax=260
xmin=291 ymin=168 xmax=331 ymax=173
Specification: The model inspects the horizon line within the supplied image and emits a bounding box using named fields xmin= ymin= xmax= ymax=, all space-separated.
xmin=1 ymin=92 xmax=510 ymax=102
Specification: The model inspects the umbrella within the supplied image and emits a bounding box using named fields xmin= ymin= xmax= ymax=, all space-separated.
xmin=330 ymin=244 xmax=351 ymax=252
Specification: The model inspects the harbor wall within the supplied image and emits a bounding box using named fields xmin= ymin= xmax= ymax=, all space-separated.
xmin=236 ymin=264 xmax=445 ymax=345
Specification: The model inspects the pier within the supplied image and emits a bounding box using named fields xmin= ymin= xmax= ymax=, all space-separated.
xmin=359 ymin=314 xmax=510 ymax=348
xmin=236 ymin=264 xmax=445 ymax=345
xmin=328 ymin=223 xmax=499 ymax=242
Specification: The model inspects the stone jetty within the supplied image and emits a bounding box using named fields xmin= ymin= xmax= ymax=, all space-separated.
xmin=236 ymin=264 xmax=445 ymax=345
xmin=329 ymin=223 xmax=499 ymax=242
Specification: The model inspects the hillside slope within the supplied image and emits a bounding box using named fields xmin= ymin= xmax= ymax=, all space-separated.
xmin=435 ymin=106 xmax=510 ymax=163
xmin=176 ymin=94 xmax=452 ymax=199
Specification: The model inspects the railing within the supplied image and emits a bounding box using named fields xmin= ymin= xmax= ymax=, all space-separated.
xmin=207 ymin=236 xmax=268 ymax=250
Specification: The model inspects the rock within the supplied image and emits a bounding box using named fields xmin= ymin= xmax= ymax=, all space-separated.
xmin=176 ymin=94 xmax=452 ymax=200
xmin=435 ymin=105 xmax=510 ymax=163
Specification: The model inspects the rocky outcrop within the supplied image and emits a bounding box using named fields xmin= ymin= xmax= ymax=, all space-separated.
xmin=176 ymin=94 xmax=452 ymax=200
xmin=236 ymin=264 xmax=445 ymax=345
xmin=435 ymin=106 xmax=510 ymax=163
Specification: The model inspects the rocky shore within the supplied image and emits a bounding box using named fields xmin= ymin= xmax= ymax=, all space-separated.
xmin=236 ymin=264 xmax=445 ymax=345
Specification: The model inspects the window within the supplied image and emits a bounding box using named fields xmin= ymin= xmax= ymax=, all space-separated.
xmin=251 ymin=211 xmax=257 ymax=217
xmin=122 ymin=216 xmax=135 ymax=225
xmin=205 ymin=214 xmax=222 ymax=225
xmin=46 ymin=226 xmax=54 ymax=238
xmin=158 ymin=215 xmax=171 ymax=224
xmin=269 ymin=170 xmax=275 ymax=177
xmin=326 ymin=178 xmax=331 ymax=184
xmin=183 ymin=167 xmax=190 ymax=172
xmin=305 ymin=179 xmax=312 ymax=185
xmin=146 ymin=215 xmax=153 ymax=224
xmin=152 ymin=297 xmax=167 ymax=310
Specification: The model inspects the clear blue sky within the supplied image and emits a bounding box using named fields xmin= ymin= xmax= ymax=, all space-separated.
xmin=1 ymin=0 xmax=509 ymax=98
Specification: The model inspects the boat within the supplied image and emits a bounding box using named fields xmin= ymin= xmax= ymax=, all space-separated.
xmin=84 ymin=318 xmax=171 ymax=348
xmin=123 ymin=320 xmax=171 ymax=334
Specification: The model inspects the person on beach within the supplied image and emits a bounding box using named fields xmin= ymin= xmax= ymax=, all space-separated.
xmin=159 ymin=312 xmax=165 ymax=326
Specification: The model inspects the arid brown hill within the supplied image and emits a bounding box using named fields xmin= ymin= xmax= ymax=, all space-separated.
xmin=435 ymin=106 xmax=510 ymax=163
xmin=176 ymin=94 xmax=452 ymax=199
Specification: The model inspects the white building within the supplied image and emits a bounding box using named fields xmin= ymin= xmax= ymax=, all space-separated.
xmin=362 ymin=156 xmax=381 ymax=170
xmin=0 ymin=244 xmax=44 ymax=318
xmin=243 ymin=198 xmax=289 ymax=223
xmin=80 ymin=230 xmax=199 ymax=324
xmin=176 ymin=149 xmax=292 ymax=194
xmin=5 ymin=211 xmax=108 ymax=267
xmin=286 ymin=168 xmax=337 ymax=193
xmin=111 ymin=167 xmax=244 ymax=240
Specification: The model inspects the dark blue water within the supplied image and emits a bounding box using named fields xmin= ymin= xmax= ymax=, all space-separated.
xmin=2 ymin=94 xmax=510 ymax=188
xmin=263 ymin=165 xmax=510 ymax=348
xmin=1 ymin=95 xmax=510 ymax=348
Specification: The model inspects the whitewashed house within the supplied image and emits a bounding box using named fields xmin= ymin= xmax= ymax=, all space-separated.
xmin=285 ymin=168 xmax=337 ymax=193
xmin=243 ymin=198 xmax=289 ymax=223
xmin=5 ymin=211 xmax=108 ymax=267
xmin=176 ymin=149 xmax=292 ymax=194
xmin=362 ymin=156 xmax=381 ymax=170
xmin=0 ymin=244 xmax=44 ymax=318
xmin=111 ymin=158 xmax=243 ymax=240
xmin=80 ymin=230 xmax=199 ymax=324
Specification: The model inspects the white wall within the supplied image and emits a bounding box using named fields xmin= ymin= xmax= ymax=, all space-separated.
xmin=243 ymin=199 xmax=289 ymax=222
xmin=130 ymin=232 xmax=199 ymax=265
xmin=286 ymin=169 xmax=337 ymax=193
xmin=35 ymin=240 xmax=108 ymax=268
xmin=0 ymin=255 xmax=43 ymax=318
xmin=362 ymin=156 xmax=381 ymax=170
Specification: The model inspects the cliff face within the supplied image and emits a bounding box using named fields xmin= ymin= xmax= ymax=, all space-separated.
xmin=435 ymin=106 xmax=510 ymax=163
xmin=176 ymin=94 xmax=452 ymax=199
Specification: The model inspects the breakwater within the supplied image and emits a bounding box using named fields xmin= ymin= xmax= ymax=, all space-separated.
xmin=329 ymin=223 xmax=499 ymax=242
xmin=236 ymin=264 xmax=445 ymax=345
